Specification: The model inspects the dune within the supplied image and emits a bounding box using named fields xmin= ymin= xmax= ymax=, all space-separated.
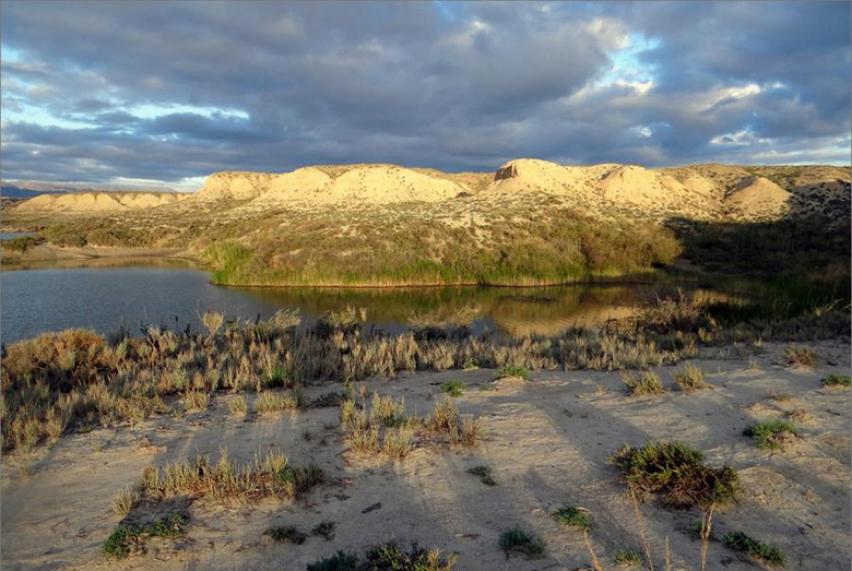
xmin=15 ymin=191 xmax=187 ymax=213
xmin=725 ymin=176 xmax=791 ymax=219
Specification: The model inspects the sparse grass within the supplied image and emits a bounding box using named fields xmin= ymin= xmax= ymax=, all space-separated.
xmin=499 ymin=526 xmax=545 ymax=559
xmin=0 ymin=316 xmax=697 ymax=453
xmin=467 ymin=465 xmax=497 ymax=486
xmin=821 ymin=374 xmax=851 ymax=387
xmin=440 ymin=379 xmax=464 ymax=397
xmin=613 ymin=547 xmax=643 ymax=567
xmin=612 ymin=441 xmax=739 ymax=509
xmin=743 ymin=419 xmax=799 ymax=450
xmin=784 ymin=345 xmax=817 ymax=367
xmin=140 ymin=449 xmax=322 ymax=503
xmin=382 ymin=424 xmax=416 ymax=459
xmin=266 ymin=525 xmax=307 ymax=545
xmin=103 ymin=512 xmax=187 ymax=559
xmin=228 ymin=394 xmax=248 ymax=416
xmin=112 ymin=487 xmax=140 ymax=516
xmin=551 ymin=506 xmax=592 ymax=530
xmin=674 ymin=364 xmax=708 ymax=392
xmin=370 ymin=393 xmax=408 ymax=427
xmin=306 ymin=542 xmax=456 ymax=571
xmin=722 ymin=531 xmax=785 ymax=566
xmin=622 ymin=371 xmax=665 ymax=396
xmin=182 ymin=390 xmax=209 ymax=413
xmin=496 ymin=366 xmax=529 ymax=381
xmin=255 ymin=390 xmax=298 ymax=414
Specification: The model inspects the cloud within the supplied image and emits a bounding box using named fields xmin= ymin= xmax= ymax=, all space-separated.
xmin=1 ymin=1 xmax=849 ymax=186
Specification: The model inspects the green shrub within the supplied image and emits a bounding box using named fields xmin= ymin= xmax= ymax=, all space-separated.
xmin=499 ymin=526 xmax=545 ymax=559
xmin=821 ymin=374 xmax=851 ymax=387
xmin=613 ymin=547 xmax=643 ymax=567
xmin=551 ymin=506 xmax=592 ymax=530
xmin=307 ymin=550 xmax=360 ymax=571
xmin=743 ymin=420 xmax=798 ymax=450
xmin=440 ymin=380 xmax=464 ymax=397
xmin=103 ymin=513 xmax=187 ymax=559
xmin=496 ymin=366 xmax=529 ymax=381
xmin=612 ymin=441 xmax=739 ymax=509
xmin=722 ymin=531 xmax=785 ymax=566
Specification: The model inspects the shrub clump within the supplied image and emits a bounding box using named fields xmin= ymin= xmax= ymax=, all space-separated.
xmin=674 ymin=364 xmax=708 ymax=392
xmin=622 ymin=371 xmax=665 ymax=396
xmin=821 ymin=374 xmax=851 ymax=387
xmin=103 ymin=513 xmax=187 ymax=559
xmin=783 ymin=345 xmax=817 ymax=367
xmin=440 ymin=380 xmax=464 ymax=397
xmin=266 ymin=525 xmax=307 ymax=545
xmin=306 ymin=542 xmax=456 ymax=571
xmin=498 ymin=526 xmax=545 ymax=559
xmin=467 ymin=465 xmax=497 ymax=486
xmin=612 ymin=441 xmax=739 ymax=509
xmin=496 ymin=366 xmax=529 ymax=381
xmin=551 ymin=506 xmax=592 ymax=530
xmin=743 ymin=420 xmax=799 ymax=450
xmin=613 ymin=547 xmax=643 ymax=567
xmin=722 ymin=531 xmax=785 ymax=566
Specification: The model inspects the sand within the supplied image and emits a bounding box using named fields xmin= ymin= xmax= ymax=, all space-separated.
xmin=15 ymin=192 xmax=186 ymax=213
xmin=2 ymin=340 xmax=849 ymax=571
xmin=12 ymin=161 xmax=850 ymax=226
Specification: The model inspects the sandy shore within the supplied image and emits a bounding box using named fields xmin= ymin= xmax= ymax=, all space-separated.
xmin=2 ymin=341 xmax=849 ymax=570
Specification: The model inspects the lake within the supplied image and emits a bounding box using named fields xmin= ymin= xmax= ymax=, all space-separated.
xmin=0 ymin=264 xmax=726 ymax=344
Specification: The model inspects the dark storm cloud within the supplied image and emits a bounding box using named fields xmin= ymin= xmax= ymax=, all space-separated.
xmin=1 ymin=0 xmax=849 ymax=186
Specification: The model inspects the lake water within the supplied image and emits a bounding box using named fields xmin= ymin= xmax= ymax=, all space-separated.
xmin=0 ymin=264 xmax=725 ymax=344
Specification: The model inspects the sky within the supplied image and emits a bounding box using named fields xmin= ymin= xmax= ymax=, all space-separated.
xmin=1 ymin=1 xmax=850 ymax=190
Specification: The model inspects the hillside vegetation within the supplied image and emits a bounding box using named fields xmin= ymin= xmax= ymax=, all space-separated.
xmin=3 ymin=159 xmax=849 ymax=286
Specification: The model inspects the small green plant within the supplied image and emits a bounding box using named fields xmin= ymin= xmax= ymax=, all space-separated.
xmin=103 ymin=513 xmax=187 ymax=559
xmin=182 ymin=390 xmax=209 ymax=413
xmin=266 ymin=525 xmax=307 ymax=544
xmin=499 ymin=526 xmax=545 ymax=559
xmin=674 ymin=364 xmax=708 ymax=392
xmin=622 ymin=371 xmax=665 ymax=396
xmin=613 ymin=547 xmax=643 ymax=567
xmin=306 ymin=542 xmax=455 ymax=571
xmin=307 ymin=550 xmax=360 ymax=571
xmin=784 ymin=345 xmax=817 ymax=367
xmin=612 ymin=441 xmax=739 ymax=509
xmin=821 ymin=374 xmax=851 ymax=387
xmin=496 ymin=366 xmax=529 ymax=381
xmin=467 ymin=465 xmax=497 ymax=486
xmin=722 ymin=531 xmax=785 ymax=566
xmin=743 ymin=420 xmax=798 ymax=450
xmin=440 ymin=380 xmax=464 ymax=397
xmin=551 ymin=506 xmax=592 ymax=530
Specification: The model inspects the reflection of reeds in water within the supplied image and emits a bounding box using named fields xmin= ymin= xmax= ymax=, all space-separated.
xmin=407 ymin=304 xmax=480 ymax=328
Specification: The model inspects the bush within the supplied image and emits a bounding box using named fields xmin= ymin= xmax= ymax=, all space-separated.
xmin=784 ymin=345 xmax=817 ymax=367
xmin=551 ymin=506 xmax=592 ymax=530
xmin=743 ymin=420 xmax=798 ymax=450
xmin=496 ymin=366 xmax=529 ymax=380
xmin=722 ymin=531 xmax=785 ymax=566
xmin=622 ymin=371 xmax=665 ymax=396
xmin=467 ymin=465 xmax=497 ymax=486
xmin=613 ymin=547 xmax=642 ymax=567
xmin=821 ymin=374 xmax=851 ymax=387
xmin=103 ymin=513 xmax=187 ymax=559
xmin=440 ymin=380 xmax=464 ymax=397
xmin=612 ymin=441 xmax=739 ymax=509
xmin=674 ymin=364 xmax=708 ymax=392
xmin=499 ymin=526 xmax=545 ymax=559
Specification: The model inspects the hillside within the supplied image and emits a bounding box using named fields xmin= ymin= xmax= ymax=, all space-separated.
xmin=3 ymin=160 xmax=849 ymax=286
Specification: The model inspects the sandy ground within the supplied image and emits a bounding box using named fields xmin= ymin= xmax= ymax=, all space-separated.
xmin=2 ymin=341 xmax=850 ymax=571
